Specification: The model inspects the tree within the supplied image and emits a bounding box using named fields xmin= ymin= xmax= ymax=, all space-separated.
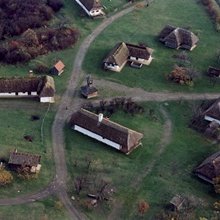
xmin=138 ymin=200 xmax=150 ymax=216
xmin=0 ymin=168 xmax=13 ymax=186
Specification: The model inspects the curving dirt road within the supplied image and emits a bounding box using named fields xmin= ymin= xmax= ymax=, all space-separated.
xmin=1 ymin=0 xmax=220 ymax=219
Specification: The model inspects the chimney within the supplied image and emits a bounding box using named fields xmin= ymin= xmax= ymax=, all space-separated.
xmin=98 ymin=113 xmax=103 ymax=123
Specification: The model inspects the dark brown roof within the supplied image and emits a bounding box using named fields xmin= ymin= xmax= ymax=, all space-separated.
xmin=103 ymin=42 xmax=153 ymax=66
xmin=79 ymin=0 xmax=103 ymax=11
xmin=204 ymin=98 xmax=220 ymax=121
xmin=0 ymin=76 xmax=55 ymax=98
xmin=207 ymin=67 xmax=220 ymax=77
xmin=69 ymin=108 xmax=143 ymax=153
xmin=9 ymin=151 xmax=41 ymax=167
xmin=158 ymin=25 xmax=176 ymax=41
xmin=126 ymin=43 xmax=153 ymax=60
xmin=159 ymin=25 xmax=199 ymax=50
xmin=195 ymin=151 xmax=220 ymax=184
xmin=103 ymin=42 xmax=129 ymax=66
xmin=81 ymin=85 xmax=98 ymax=97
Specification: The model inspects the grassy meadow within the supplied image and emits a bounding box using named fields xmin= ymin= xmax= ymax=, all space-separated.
xmin=0 ymin=196 xmax=69 ymax=220
xmin=83 ymin=0 xmax=220 ymax=93
xmin=65 ymin=101 xmax=220 ymax=219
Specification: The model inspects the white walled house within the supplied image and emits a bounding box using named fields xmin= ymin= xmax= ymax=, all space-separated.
xmin=204 ymin=99 xmax=220 ymax=125
xmin=103 ymin=42 xmax=153 ymax=72
xmin=0 ymin=75 xmax=55 ymax=103
xmin=75 ymin=0 xmax=105 ymax=17
xmin=69 ymin=108 xmax=143 ymax=154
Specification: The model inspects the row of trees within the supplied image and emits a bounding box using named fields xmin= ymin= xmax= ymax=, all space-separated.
xmin=0 ymin=0 xmax=64 ymax=39
xmin=0 ymin=27 xmax=79 ymax=64
xmin=201 ymin=0 xmax=220 ymax=31
xmin=83 ymin=97 xmax=145 ymax=117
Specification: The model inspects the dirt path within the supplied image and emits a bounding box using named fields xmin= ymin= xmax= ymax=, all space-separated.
xmin=0 ymin=0 xmax=220 ymax=219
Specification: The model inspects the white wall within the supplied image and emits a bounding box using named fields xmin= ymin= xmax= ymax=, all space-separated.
xmin=40 ymin=97 xmax=55 ymax=103
xmin=128 ymin=56 xmax=153 ymax=65
xmin=74 ymin=125 xmax=122 ymax=150
xmin=204 ymin=115 xmax=220 ymax=125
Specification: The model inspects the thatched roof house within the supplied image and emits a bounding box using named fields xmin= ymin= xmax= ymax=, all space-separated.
xmin=159 ymin=25 xmax=199 ymax=51
xmin=8 ymin=150 xmax=41 ymax=173
xmin=50 ymin=60 xmax=65 ymax=76
xmin=69 ymin=108 xmax=143 ymax=154
xmin=203 ymin=98 xmax=220 ymax=125
xmin=195 ymin=151 xmax=220 ymax=184
xmin=207 ymin=67 xmax=220 ymax=78
xmin=0 ymin=75 xmax=55 ymax=103
xmin=75 ymin=0 xmax=104 ymax=17
xmin=103 ymin=42 xmax=153 ymax=72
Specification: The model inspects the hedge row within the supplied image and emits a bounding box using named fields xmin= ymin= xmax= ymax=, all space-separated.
xmin=0 ymin=27 xmax=79 ymax=64
xmin=201 ymin=0 xmax=220 ymax=31
xmin=0 ymin=0 xmax=63 ymax=40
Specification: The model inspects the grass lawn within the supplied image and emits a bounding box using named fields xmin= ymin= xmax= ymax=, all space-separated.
xmin=0 ymin=100 xmax=55 ymax=198
xmin=65 ymin=100 xmax=220 ymax=219
xmin=65 ymin=103 xmax=164 ymax=219
xmin=83 ymin=0 xmax=220 ymax=93
xmin=0 ymin=196 xmax=69 ymax=220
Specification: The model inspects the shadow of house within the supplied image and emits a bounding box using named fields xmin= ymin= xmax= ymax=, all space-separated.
xmin=69 ymin=108 xmax=143 ymax=154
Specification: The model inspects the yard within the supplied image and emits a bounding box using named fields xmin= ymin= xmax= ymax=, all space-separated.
xmin=65 ymin=101 xmax=220 ymax=219
xmin=83 ymin=0 xmax=220 ymax=93
xmin=0 ymin=100 xmax=55 ymax=198
xmin=0 ymin=196 xmax=69 ymax=220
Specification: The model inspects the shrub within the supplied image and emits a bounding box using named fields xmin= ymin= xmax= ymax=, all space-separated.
xmin=47 ymin=0 xmax=64 ymax=12
xmin=0 ymin=168 xmax=13 ymax=186
xmin=33 ymin=64 xmax=50 ymax=74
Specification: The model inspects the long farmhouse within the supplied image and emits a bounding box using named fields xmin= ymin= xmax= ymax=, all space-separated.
xmin=69 ymin=108 xmax=143 ymax=154
xmin=0 ymin=75 xmax=55 ymax=103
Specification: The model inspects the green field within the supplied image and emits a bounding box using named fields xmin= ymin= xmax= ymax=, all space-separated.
xmin=0 ymin=101 xmax=55 ymax=197
xmin=83 ymin=0 xmax=220 ymax=93
xmin=65 ymin=101 xmax=220 ymax=219
xmin=0 ymin=196 xmax=69 ymax=220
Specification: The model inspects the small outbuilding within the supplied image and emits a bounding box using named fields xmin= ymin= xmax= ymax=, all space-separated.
xmin=8 ymin=150 xmax=41 ymax=174
xmin=80 ymin=75 xmax=98 ymax=99
xmin=169 ymin=195 xmax=185 ymax=211
xmin=69 ymin=108 xmax=143 ymax=154
xmin=159 ymin=25 xmax=199 ymax=51
xmin=50 ymin=60 xmax=65 ymax=76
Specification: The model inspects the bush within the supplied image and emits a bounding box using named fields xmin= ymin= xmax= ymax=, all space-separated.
xmin=0 ymin=168 xmax=13 ymax=186
xmin=47 ymin=0 xmax=64 ymax=12
xmin=33 ymin=64 xmax=50 ymax=74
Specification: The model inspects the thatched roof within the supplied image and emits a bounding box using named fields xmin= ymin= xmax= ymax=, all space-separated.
xmin=79 ymin=0 xmax=103 ymax=11
xmin=9 ymin=151 xmax=41 ymax=167
xmin=103 ymin=42 xmax=153 ymax=66
xmin=126 ymin=43 xmax=153 ymax=60
xmin=195 ymin=151 xmax=220 ymax=184
xmin=159 ymin=25 xmax=199 ymax=50
xmin=204 ymin=98 xmax=220 ymax=121
xmin=208 ymin=67 xmax=220 ymax=77
xmin=159 ymin=25 xmax=176 ymax=41
xmin=103 ymin=42 xmax=129 ymax=66
xmin=69 ymin=108 xmax=143 ymax=154
xmin=0 ymin=75 xmax=55 ymax=98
